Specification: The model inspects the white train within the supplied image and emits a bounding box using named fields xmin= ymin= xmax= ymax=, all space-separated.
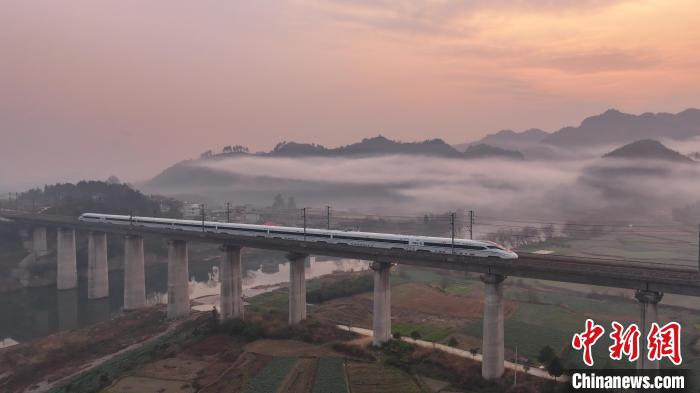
xmin=79 ymin=213 xmax=518 ymax=259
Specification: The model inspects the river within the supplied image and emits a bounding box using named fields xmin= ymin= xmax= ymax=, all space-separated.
xmin=0 ymin=256 xmax=368 ymax=347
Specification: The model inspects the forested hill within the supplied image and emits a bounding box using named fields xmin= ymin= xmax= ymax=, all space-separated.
xmin=18 ymin=181 xmax=182 ymax=218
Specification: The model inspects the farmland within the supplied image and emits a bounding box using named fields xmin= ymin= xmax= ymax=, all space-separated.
xmin=311 ymin=357 xmax=347 ymax=393
xmin=242 ymin=357 xmax=297 ymax=393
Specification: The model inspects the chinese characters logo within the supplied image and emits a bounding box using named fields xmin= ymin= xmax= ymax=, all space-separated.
xmin=571 ymin=319 xmax=682 ymax=366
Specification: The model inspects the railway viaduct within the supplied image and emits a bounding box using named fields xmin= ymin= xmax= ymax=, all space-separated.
xmin=2 ymin=211 xmax=700 ymax=380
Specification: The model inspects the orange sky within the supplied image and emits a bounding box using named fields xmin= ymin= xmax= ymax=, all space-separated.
xmin=1 ymin=0 xmax=699 ymax=188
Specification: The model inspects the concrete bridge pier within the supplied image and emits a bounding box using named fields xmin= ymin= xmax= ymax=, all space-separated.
xmin=481 ymin=273 xmax=506 ymax=380
xmin=87 ymin=231 xmax=109 ymax=299
xmin=167 ymin=240 xmax=190 ymax=319
xmin=220 ymin=245 xmax=244 ymax=320
xmin=123 ymin=235 xmax=146 ymax=310
xmin=32 ymin=227 xmax=48 ymax=256
xmin=636 ymin=289 xmax=663 ymax=370
xmin=288 ymin=252 xmax=308 ymax=325
xmin=56 ymin=228 xmax=77 ymax=290
xmin=372 ymin=261 xmax=392 ymax=347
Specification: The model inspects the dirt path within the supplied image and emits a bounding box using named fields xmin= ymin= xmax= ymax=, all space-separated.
xmin=336 ymin=325 xmax=567 ymax=382
xmin=25 ymin=315 xmax=199 ymax=393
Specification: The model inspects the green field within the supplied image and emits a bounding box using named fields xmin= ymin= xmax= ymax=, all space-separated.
xmin=312 ymin=357 xmax=348 ymax=393
xmin=242 ymin=357 xmax=297 ymax=393
xmin=520 ymin=229 xmax=698 ymax=268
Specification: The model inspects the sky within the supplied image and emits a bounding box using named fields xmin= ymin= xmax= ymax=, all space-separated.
xmin=1 ymin=0 xmax=699 ymax=190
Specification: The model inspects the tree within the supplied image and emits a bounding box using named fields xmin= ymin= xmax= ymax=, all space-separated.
xmin=542 ymin=224 xmax=555 ymax=241
xmin=287 ymin=196 xmax=297 ymax=210
xmin=272 ymin=193 xmax=285 ymax=210
xmin=546 ymin=356 xmax=564 ymax=381
xmin=448 ymin=337 xmax=458 ymax=347
xmin=521 ymin=226 xmax=540 ymax=245
xmin=223 ymin=145 xmax=232 ymax=153
xmin=106 ymin=175 xmax=120 ymax=184
xmin=469 ymin=347 xmax=479 ymax=357
xmin=410 ymin=331 xmax=421 ymax=340
xmin=439 ymin=275 xmax=450 ymax=291
xmin=231 ymin=145 xmax=249 ymax=153
xmin=538 ymin=345 xmax=555 ymax=365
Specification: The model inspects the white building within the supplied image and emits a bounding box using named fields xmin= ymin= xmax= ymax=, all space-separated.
xmin=183 ymin=203 xmax=203 ymax=219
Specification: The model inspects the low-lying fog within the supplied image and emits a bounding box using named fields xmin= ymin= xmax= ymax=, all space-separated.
xmin=145 ymin=148 xmax=700 ymax=225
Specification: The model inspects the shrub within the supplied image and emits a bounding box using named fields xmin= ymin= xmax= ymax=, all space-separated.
xmin=332 ymin=342 xmax=375 ymax=361
xmin=225 ymin=318 xmax=247 ymax=336
xmin=538 ymin=345 xmax=555 ymax=365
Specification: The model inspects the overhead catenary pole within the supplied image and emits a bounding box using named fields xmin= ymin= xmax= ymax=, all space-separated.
xmin=326 ymin=205 xmax=331 ymax=230
xmin=450 ymin=212 xmax=455 ymax=253
xmin=226 ymin=202 xmax=231 ymax=223
xmin=201 ymin=204 xmax=206 ymax=231
xmin=302 ymin=207 xmax=307 ymax=240
xmin=469 ymin=210 xmax=474 ymax=240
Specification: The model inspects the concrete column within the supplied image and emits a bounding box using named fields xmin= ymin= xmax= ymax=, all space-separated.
xmin=57 ymin=289 xmax=78 ymax=332
xmin=481 ymin=273 xmax=506 ymax=380
xmin=371 ymin=261 xmax=392 ymax=347
xmin=220 ymin=245 xmax=244 ymax=320
xmin=56 ymin=227 xmax=77 ymax=290
xmin=636 ymin=289 xmax=663 ymax=370
xmin=123 ymin=235 xmax=146 ymax=310
xmin=87 ymin=231 xmax=109 ymax=299
xmin=287 ymin=252 xmax=308 ymax=325
xmin=32 ymin=227 xmax=48 ymax=256
xmin=167 ymin=240 xmax=190 ymax=319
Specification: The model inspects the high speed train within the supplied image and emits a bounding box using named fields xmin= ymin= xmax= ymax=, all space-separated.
xmin=79 ymin=213 xmax=518 ymax=259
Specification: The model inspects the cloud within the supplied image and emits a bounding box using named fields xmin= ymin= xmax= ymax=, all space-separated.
xmin=302 ymin=0 xmax=628 ymax=36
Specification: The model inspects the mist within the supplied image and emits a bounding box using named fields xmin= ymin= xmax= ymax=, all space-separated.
xmin=142 ymin=153 xmax=700 ymax=224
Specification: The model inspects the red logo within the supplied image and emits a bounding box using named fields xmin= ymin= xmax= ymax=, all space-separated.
xmin=647 ymin=322 xmax=682 ymax=365
xmin=572 ymin=319 xmax=605 ymax=366
xmin=609 ymin=322 xmax=640 ymax=362
xmin=571 ymin=320 xmax=683 ymax=366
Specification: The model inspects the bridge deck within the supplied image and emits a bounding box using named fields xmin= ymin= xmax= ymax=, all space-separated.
xmin=2 ymin=211 xmax=699 ymax=297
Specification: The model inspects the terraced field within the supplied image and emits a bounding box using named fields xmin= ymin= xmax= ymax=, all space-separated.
xmin=312 ymin=357 xmax=348 ymax=393
xmin=345 ymin=362 xmax=421 ymax=393
xmin=242 ymin=357 xmax=298 ymax=393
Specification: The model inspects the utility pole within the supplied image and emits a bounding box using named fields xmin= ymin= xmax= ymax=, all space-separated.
xmin=450 ymin=212 xmax=455 ymax=253
xmin=302 ymin=207 xmax=307 ymax=240
xmin=326 ymin=205 xmax=331 ymax=230
xmin=469 ymin=210 xmax=474 ymax=240
xmin=514 ymin=345 xmax=518 ymax=386
xmin=225 ymin=202 xmax=231 ymax=223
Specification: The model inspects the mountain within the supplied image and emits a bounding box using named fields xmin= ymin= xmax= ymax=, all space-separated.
xmin=198 ymin=135 xmax=525 ymax=161
xmin=602 ymin=139 xmax=694 ymax=163
xmin=269 ymin=136 xmax=462 ymax=158
xmin=543 ymin=108 xmax=700 ymax=147
xmin=455 ymin=128 xmax=548 ymax=152
xmin=462 ymin=144 xmax=524 ymax=160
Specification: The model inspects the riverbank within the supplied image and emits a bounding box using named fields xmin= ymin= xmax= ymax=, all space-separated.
xmin=0 ymin=306 xmax=170 ymax=392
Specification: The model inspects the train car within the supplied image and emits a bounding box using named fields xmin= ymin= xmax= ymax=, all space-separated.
xmin=79 ymin=213 xmax=518 ymax=259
